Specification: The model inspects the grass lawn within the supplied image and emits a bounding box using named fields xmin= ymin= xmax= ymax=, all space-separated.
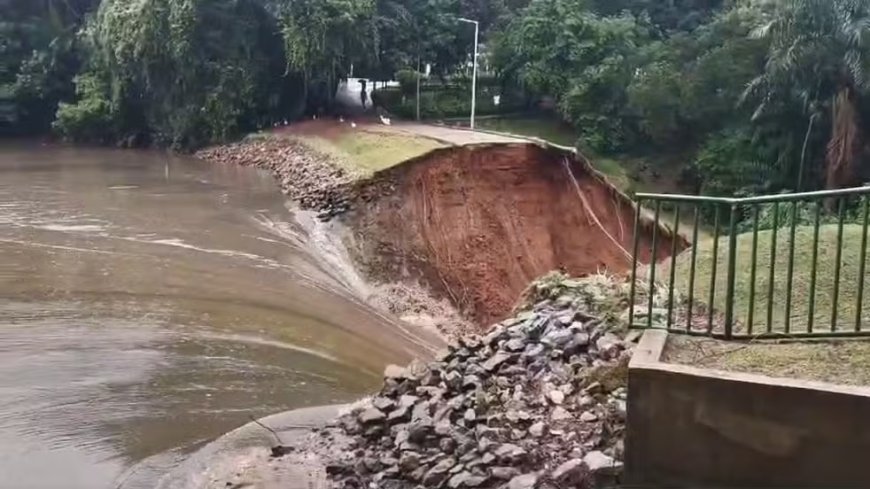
xmin=660 ymin=224 xmax=870 ymax=335
xmin=475 ymin=116 xmax=578 ymax=147
xmin=664 ymin=335 xmax=870 ymax=386
xmin=277 ymin=131 xmax=444 ymax=176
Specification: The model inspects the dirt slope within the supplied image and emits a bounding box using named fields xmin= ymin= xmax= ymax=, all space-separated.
xmin=348 ymin=143 xmax=679 ymax=326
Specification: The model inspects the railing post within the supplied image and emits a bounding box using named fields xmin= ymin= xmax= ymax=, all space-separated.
xmin=724 ymin=204 xmax=739 ymax=339
xmin=647 ymin=201 xmax=662 ymax=329
xmin=628 ymin=201 xmax=642 ymax=328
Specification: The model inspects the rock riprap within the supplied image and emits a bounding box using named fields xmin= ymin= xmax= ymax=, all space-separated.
xmin=326 ymin=281 xmax=632 ymax=489
xmin=196 ymin=137 xmax=355 ymax=220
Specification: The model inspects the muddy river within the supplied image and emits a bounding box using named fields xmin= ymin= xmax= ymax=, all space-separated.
xmin=0 ymin=143 xmax=438 ymax=489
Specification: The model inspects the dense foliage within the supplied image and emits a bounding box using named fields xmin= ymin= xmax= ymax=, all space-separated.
xmin=4 ymin=0 xmax=870 ymax=197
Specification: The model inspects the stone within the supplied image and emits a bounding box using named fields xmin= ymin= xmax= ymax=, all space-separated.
xmin=398 ymin=452 xmax=421 ymax=473
xmin=434 ymin=420 xmax=452 ymax=436
xmin=447 ymin=395 xmax=466 ymax=410
xmin=461 ymin=336 xmax=482 ymax=350
xmin=528 ymin=421 xmax=545 ymax=437
xmin=505 ymin=410 xmax=531 ymax=423
xmin=439 ymin=437 xmax=456 ymax=454
xmin=568 ymin=332 xmax=591 ymax=349
xmin=409 ymin=467 xmax=427 ymax=482
xmin=569 ymin=321 xmax=586 ymax=331
xmin=422 ymin=457 xmax=457 ymax=485
xmin=478 ymin=438 xmax=496 ymax=453
xmin=417 ymin=386 xmax=446 ymax=400
xmin=482 ymin=351 xmax=514 ymax=372
xmin=444 ymin=370 xmax=463 ymax=389
xmin=481 ymin=453 xmax=496 ymax=464
xmin=490 ymin=466 xmax=521 ymax=480
xmin=551 ymin=406 xmax=572 ymax=421
xmin=548 ymin=390 xmax=565 ymax=405
xmin=464 ymin=408 xmax=476 ymax=422
xmin=379 ymin=455 xmax=398 ymax=467
xmin=476 ymin=424 xmax=500 ymax=439
xmin=464 ymin=475 xmax=488 ymax=487
xmin=406 ymin=360 xmax=430 ymax=381
xmin=579 ymin=411 xmax=598 ymax=422
xmin=383 ymin=364 xmax=406 ymax=379
xmin=507 ymin=473 xmax=538 ymax=489
xmin=551 ymin=459 xmax=586 ymax=482
xmin=462 ymin=375 xmax=482 ymax=389
xmin=359 ymin=408 xmax=386 ymax=424
xmin=494 ymin=443 xmax=527 ymax=462
xmin=523 ymin=343 xmax=545 ymax=358
xmin=399 ymin=394 xmax=419 ymax=407
xmin=541 ymin=329 xmax=573 ymax=348
xmin=412 ymin=400 xmax=432 ymax=421
xmin=407 ymin=420 xmax=432 ymax=442
xmin=583 ymin=450 xmax=623 ymax=475
xmin=447 ymin=471 xmax=471 ymax=488
xmin=504 ymin=338 xmax=526 ymax=352
xmin=577 ymin=395 xmax=595 ymax=408
xmin=387 ymin=405 xmax=411 ymax=423
xmin=595 ymin=333 xmax=623 ymax=358
xmin=371 ymin=397 xmax=395 ymax=411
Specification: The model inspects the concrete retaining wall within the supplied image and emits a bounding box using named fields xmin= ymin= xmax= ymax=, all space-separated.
xmin=626 ymin=331 xmax=870 ymax=488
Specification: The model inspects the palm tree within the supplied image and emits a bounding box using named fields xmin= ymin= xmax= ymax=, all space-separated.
xmin=745 ymin=0 xmax=870 ymax=191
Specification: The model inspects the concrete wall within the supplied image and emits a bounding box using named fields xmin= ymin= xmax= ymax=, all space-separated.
xmin=626 ymin=331 xmax=870 ymax=488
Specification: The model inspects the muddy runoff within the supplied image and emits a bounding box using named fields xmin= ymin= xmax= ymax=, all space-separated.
xmin=0 ymin=143 xmax=443 ymax=489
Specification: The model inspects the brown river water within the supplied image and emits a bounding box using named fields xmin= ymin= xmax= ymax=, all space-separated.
xmin=0 ymin=143 xmax=440 ymax=489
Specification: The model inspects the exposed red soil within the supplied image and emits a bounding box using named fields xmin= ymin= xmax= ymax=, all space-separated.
xmin=348 ymin=143 xmax=681 ymax=326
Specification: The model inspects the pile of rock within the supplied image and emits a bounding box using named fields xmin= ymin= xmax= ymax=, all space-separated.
xmin=196 ymin=137 xmax=354 ymax=219
xmin=326 ymin=276 xmax=635 ymax=489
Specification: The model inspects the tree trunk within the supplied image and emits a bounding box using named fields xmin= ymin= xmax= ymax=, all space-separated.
xmin=825 ymin=85 xmax=862 ymax=190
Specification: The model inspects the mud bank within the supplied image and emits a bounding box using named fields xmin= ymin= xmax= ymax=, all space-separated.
xmin=198 ymin=134 xmax=681 ymax=331
xmin=347 ymin=143 xmax=680 ymax=325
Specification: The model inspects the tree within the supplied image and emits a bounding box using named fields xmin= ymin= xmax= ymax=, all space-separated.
xmin=0 ymin=0 xmax=98 ymax=134
xmin=745 ymin=0 xmax=870 ymax=190
xmin=495 ymin=0 xmax=647 ymax=151
xmin=279 ymin=0 xmax=376 ymax=112
xmin=56 ymin=0 xmax=291 ymax=148
xmin=627 ymin=3 xmax=768 ymax=147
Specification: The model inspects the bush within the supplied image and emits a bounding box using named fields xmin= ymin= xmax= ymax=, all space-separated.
xmin=374 ymin=85 xmax=526 ymax=119
xmin=53 ymin=73 xmax=116 ymax=143
xmin=693 ymin=129 xmax=776 ymax=197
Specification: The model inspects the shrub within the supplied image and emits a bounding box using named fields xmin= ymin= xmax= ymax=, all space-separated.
xmin=53 ymin=73 xmax=116 ymax=144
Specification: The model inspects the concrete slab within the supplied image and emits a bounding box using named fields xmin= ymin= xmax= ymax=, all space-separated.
xmin=155 ymin=405 xmax=348 ymax=489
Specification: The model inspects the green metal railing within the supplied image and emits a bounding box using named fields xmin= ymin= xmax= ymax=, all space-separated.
xmin=628 ymin=186 xmax=870 ymax=340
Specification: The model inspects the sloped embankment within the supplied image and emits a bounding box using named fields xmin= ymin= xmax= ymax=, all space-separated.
xmin=348 ymin=143 xmax=680 ymax=326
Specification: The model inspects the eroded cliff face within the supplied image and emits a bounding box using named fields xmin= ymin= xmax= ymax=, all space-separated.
xmin=348 ymin=143 xmax=679 ymax=326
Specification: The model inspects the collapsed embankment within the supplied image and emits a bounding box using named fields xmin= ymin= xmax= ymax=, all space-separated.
xmin=198 ymin=135 xmax=682 ymax=331
xmin=347 ymin=143 xmax=680 ymax=326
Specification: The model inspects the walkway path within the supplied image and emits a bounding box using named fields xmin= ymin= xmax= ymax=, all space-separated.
xmin=366 ymin=121 xmax=527 ymax=146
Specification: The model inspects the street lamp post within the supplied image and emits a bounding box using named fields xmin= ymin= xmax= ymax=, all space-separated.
xmin=458 ymin=17 xmax=479 ymax=130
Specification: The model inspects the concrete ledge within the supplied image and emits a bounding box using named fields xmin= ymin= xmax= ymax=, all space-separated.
xmin=155 ymin=405 xmax=347 ymax=489
xmin=626 ymin=330 xmax=870 ymax=488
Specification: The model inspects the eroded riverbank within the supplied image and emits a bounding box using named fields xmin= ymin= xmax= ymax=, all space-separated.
xmin=198 ymin=124 xmax=680 ymax=329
